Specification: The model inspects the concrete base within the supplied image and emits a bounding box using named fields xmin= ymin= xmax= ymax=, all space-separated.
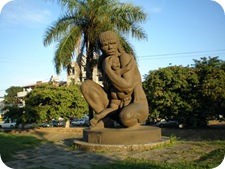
xmin=74 ymin=136 xmax=170 ymax=152
xmin=74 ymin=126 xmax=170 ymax=152
xmin=83 ymin=126 xmax=162 ymax=145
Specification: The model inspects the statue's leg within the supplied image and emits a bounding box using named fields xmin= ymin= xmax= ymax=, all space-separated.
xmin=81 ymin=80 xmax=109 ymax=113
xmin=119 ymin=103 xmax=149 ymax=127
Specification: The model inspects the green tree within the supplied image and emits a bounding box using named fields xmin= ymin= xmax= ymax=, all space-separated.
xmin=194 ymin=57 xmax=225 ymax=125
xmin=24 ymin=84 xmax=88 ymax=128
xmin=143 ymin=66 xmax=199 ymax=125
xmin=143 ymin=57 xmax=225 ymax=127
xmin=4 ymin=86 xmax=23 ymax=106
xmin=193 ymin=56 xmax=224 ymax=69
xmin=3 ymin=106 xmax=24 ymax=125
xmin=3 ymin=86 xmax=23 ymax=124
xmin=43 ymin=0 xmax=147 ymax=78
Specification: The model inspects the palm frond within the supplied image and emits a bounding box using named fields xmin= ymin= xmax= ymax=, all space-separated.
xmin=118 ymin=34 xmax=136 ymax=58
xmin=130 ymin=24 xmax=148 ymax=40
xmin=43 ymin=14 xmax=77 ymax=46
xmin=45 ymin=0 xmax=79 ymax=9
xmin=54 ymin=27 xmax=82 ymax=74
xmin=111 ymin=2 xmax=148 ymax=40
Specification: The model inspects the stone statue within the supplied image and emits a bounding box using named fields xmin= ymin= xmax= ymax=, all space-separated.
xmin=81 ymin=31 xmax=149 ymax=128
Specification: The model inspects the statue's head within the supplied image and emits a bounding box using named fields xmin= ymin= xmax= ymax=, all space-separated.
xmin=99 ymin=31 xmax=119 ymax=44
xmin=99 ymin=31 xmax=123 ymax=57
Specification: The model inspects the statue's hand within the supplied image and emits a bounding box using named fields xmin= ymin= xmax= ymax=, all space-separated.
xmin=105 ymin=56 xmax=112 ymax=62
xmin=104 ymin=56 xmax=116 ymax=78
xmin=104 ymin=57 xmax=113 ymax=70
xmin=90 ymin=114 xmax=101 ymax=126
xmin=90 ymin=118 xmax=98 ymax=126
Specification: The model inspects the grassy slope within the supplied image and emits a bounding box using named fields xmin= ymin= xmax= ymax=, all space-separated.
xmin=0 ymin=132 xmax=44 ymax=162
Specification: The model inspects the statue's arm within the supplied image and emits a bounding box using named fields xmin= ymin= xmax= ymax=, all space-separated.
xmin=115 ymin=57 xmax=133 ymax=75
xmin=104 ymin=54 xmax=135 ymax=93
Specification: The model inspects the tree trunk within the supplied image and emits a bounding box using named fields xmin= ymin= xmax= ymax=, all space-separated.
xmin=64 ymin=119 xmax=70 ymax=128
xmin=86 ymin=41 xmax=94 ymax=119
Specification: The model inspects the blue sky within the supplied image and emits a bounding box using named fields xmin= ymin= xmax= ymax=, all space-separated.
xmin=0 ymin=0 xmax=225 ymax=96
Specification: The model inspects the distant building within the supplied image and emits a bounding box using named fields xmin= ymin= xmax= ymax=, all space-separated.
xmin=0 ymin=97 xmax=5 ymax=119
xmin=67 ymin=54 xmax=103 ymax=85
xmin=17 ymin=80 xmax=66 ymax=108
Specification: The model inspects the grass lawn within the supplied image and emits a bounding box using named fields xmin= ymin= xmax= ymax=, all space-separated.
xmin=92 ymin=141 xmax=225 ymax=169
xmin=0 ymin=132 xmax=44 ymax=162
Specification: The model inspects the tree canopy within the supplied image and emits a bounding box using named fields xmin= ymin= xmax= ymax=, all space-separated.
xmin=25 ymin=84 xmax=88 ymax=123
xmin=4 ymin=84 xmax=88 ymax=127
xmin=143 ymin=57 xmax=225 ymax=127
xmin=4 ymin=86 xmax=23 ymax=106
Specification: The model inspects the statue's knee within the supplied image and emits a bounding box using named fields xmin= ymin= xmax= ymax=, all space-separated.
xmin=81 ymin=80 xmax=93 ymax=94
xmin=119 ymin=104 xmax=149 ymax=126
xmin=120 ymin=111 xmax=131 ymax=121
xmin=119 ymin=111 xmax=134 ymax=127
xmin=119 ymin=111 xmax=137 ymax=127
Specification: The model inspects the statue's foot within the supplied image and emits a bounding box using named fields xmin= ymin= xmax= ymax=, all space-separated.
xmin=90 ymin=120 xmax=104 ymax=130
xmin=129 ymin=123 xmax=141 ymax=128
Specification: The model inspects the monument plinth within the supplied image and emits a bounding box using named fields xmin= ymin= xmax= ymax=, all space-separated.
xmin=74 ymin=126 xmax=169 ymax=152
xmin=83 ymin=126 xmax=161 ymax=145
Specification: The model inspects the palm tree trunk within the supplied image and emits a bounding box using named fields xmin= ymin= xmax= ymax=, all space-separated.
xmin=86 ymin=40 xmax=94 ymax=119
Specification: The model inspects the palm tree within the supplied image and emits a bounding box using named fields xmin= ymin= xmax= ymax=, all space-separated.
xmin=43 ymin=0 xmax=148 ymax=79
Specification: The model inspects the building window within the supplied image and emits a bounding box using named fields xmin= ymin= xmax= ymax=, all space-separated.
xmin=72 ymin=67 xmax=75 ymax=75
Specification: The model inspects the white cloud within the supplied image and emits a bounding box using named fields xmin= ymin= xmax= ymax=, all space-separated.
xmin=1 ymin=0 xmax=52 ymax=26
xmin=19 ymin=9 xmax=51 ymax=25
xmin=150 ymin=7 xmax=162 ymax=13
xmin=0 ymin=0 xmax=14 ymax=14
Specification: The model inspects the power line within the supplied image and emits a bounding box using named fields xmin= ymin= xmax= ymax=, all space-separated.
xmin=138 ymin=52 xmax=225 ymax=61
xmin=138 ymin=49 xmax=225 ymax=59
xmin=1 ymin=49 xmax=225 ymax=64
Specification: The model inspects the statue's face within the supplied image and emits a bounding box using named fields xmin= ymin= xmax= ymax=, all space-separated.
xmin=100 ymin=37 xmax=118 ymax=56
xmin=112 ymin=58 xmax=120 ymax=70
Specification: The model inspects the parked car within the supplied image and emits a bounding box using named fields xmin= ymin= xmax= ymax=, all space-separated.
xmin=51 ymin=120 xmax=64 ymax=127
xmin=0 ymin=121 xmax=16 ymax=128
xmin=71 ymin=119 xmax=86 ymax=126
xmin=156 ymin=119 xmax=184 ymax=128
xmin=40 ymin=122 xmax=51 ymax=127
xmin=18 ymin=123 xmax=34 ymax=129
xmin=84 ymin=119 xmax=89 ymax=126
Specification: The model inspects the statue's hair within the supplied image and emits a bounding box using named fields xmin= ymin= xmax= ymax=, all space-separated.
xmin=99 ymin=31 xmax=118 ymax=44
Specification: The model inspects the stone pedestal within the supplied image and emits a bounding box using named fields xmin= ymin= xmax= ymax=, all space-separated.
xmin=74 ymin=126 xmax=170 ymax=152
xmin=83 ymin=126 xmax=161 ymax=145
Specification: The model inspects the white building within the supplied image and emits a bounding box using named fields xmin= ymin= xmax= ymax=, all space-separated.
xmin=67 ymin=54 xmax=103 ymax=85
xmin=0 ymin=97 xmax=5 ymax=119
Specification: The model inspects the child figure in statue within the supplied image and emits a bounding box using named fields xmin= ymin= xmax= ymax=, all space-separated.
xmin=90 ymin=53 xmax=133 ymax=127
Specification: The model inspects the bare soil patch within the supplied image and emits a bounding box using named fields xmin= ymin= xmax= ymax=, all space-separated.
xmin=9 ymin=127 xmax=84 ymax=142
